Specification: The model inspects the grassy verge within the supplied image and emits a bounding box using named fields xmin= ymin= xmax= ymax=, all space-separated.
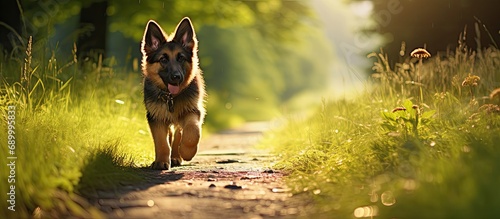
xmin=264 ymin=42 xmax=500 ymax=218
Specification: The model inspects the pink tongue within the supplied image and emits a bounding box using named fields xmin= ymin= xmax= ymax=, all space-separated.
xmin=168 ymin=84 xmax=180 ymax=95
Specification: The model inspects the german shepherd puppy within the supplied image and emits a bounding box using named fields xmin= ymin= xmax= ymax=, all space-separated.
xmin=141 ymin=17 xmax=205 ymax=170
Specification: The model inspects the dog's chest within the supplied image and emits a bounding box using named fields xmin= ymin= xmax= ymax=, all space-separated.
xmin=144 ymin=86 xmax=199 ymax=124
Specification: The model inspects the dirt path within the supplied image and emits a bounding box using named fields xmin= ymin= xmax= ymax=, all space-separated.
xmin=90 ymin=122 xmax=311 ymax=219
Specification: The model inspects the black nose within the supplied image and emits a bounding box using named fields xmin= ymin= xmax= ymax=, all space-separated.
xmin=169 ymin=72 xmax=182 ymax=83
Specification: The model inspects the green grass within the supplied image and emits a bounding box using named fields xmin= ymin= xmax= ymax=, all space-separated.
xmin=0 ymin=38 xmax=164 ymax=217
xmin=264 ymin=43 xmax=500 ymax=218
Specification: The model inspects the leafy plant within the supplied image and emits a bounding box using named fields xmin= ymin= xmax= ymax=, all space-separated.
xmin=381 ymin=99 xmax=436 ymax=138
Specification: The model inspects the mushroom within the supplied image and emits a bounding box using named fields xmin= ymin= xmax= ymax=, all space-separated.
xmin=410 ymin=48 xmax=431 ymax=103
xmin=410 ymin=48 xmax=431 ymax=59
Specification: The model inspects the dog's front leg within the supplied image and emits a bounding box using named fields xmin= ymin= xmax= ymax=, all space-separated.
xmin=170 ymin=127 xmax=183 ymax=167
xmin=179 ymin=113 xmax=201 ymax=161
xmin=149 ymin=120 xmax=171 ymax=170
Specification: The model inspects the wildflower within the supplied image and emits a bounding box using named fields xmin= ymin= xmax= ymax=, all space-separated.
xmin=461 ymin=74 xmax=480 ymax=87
xmin=410 ymin=48 xmax=431 ymax=59
xmin=391 ymin=107 xmax=406 ymax=113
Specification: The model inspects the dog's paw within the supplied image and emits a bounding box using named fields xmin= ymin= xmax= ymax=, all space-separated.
xmin=150 ymin=161 xmax=170 ymax=170
xmin=171 ymin=157 xmax=183 ymax=167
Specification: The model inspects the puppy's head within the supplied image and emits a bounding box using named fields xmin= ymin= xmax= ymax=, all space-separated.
xmin=141 ymin=18 xmax=198 ymax=95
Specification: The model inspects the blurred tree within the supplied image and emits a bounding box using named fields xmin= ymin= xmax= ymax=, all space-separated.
xmin=275 ymin=26 xmax=333 ymax=102
xmin=198 ymin=25 xmax=283 ymax=119
xmin=17 ymin=1 xmax=82 ymax=40
xmin=199 ymin=22 xmax=332 ymax=120
xmin=77 ymin=1 xmax=108 ymax=59
xmin=350 ymin=0 xmax=500 ymax=60
xmin=0 ymin=0 xmax=21 ymax=54
xmin=106 ymin=0 xmax=312 ymax=43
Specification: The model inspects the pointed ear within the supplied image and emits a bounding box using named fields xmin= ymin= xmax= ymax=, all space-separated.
xmin=141 ymin=20 xmax=167 ymax=55
xmin=172 ymin=17 xmax=197 ymax=51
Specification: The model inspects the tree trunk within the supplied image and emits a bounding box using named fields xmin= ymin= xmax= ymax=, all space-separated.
xmin=0 ymin=0 xmax=21 ymax=54
xmin=77 ymin=1 xmax=108 ymax=60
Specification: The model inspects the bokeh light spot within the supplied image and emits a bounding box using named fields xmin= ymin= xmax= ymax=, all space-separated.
xmin=381 ymin=191 xmax=396 ymax=206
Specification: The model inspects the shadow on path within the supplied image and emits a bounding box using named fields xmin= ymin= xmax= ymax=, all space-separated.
xmin=83 ymin=122 xmax=312 ymax=219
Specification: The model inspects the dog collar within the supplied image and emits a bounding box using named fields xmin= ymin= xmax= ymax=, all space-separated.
xmin=158 ymin=89 xmax=174 ymax=113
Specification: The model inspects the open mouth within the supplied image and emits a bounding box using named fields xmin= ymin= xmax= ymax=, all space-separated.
xmin=168 ymin=84 xmax=180 ymax=95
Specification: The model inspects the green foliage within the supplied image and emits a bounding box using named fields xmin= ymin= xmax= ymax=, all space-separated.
xmin=20 ymin=0 xmax=312 ymax=47
xmin=198 ymin=23 xmax=333 ymax=121
xmin=203 ymin=89 xmax=245 ymax=133
xmin=265 ymin=43 xmax=500 ymax=218
xmin=198 ymin=25 xmax=283 ymax=121
xmin=105 ymin=0 xmax=312 ymax=42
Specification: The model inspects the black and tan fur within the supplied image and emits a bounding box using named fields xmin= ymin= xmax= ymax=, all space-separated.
xmin=141 ymin=17 xmax=205 ymax=170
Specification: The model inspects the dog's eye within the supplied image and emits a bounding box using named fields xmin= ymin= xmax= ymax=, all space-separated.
xmin=159 ymin=56 xmax=168 ymax=64
xmin=177 ymin=54 xmax=186 ymax=63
